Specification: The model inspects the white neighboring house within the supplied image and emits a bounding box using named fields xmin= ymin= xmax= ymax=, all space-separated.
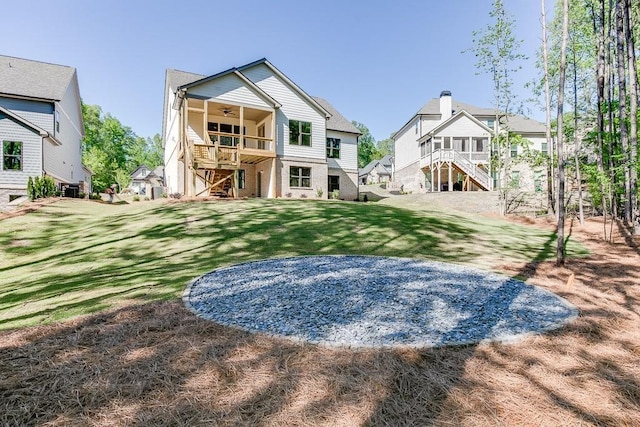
xmin=393 ymin=91 xmax=548 ymax=193
xmin=359 ymin=155 xmax=394 ymax=185
xmin=130 ymin=165 xmax=164 ymax=196
xmin=0 ymin=55 xmax=88 ymax=210
xmin=163 ymin=58 xmax=360 ymax=200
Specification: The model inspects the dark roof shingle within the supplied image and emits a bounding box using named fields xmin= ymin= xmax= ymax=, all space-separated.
xmin=0 ymin=55 xmax=75 ymax=101
xmin=312 ymin=97 xmax=361 ymax=134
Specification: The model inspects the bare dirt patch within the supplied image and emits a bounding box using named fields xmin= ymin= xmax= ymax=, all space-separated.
xmin=1 ymin=216 xmax=639 ymax=426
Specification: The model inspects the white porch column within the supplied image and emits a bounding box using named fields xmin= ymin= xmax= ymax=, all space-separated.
xmin=448 ymin=162 xmax=453 ymax=191
xmin=437 ymin=164 xmax=442 ymax=192
xmin=430 ymin=168 xmax=434 ymax=192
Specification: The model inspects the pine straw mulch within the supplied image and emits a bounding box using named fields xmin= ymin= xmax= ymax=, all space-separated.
xmin=1 ymin=217 xmax=639 ymax=426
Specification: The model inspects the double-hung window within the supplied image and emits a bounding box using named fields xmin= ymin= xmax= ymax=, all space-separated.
xmin=290 ymin=166 xmax=311 ymax=188
xmin=2 ymin=141 xmax=22 ymax=171
xmin=289 ymin=120 xmax=311 ymax=146
xmin=326 ymin=138 xmax=340 ymax=158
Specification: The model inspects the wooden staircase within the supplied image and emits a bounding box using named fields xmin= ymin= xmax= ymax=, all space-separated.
xmin=200 ymin=169 xmax=235 ymax=197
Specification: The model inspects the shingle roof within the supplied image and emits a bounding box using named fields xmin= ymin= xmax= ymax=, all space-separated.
xmin=0 ymin=55 xmax=75 ymax=101
xmin=359 ymin=156 xmax=393 ymax=177
xmin=413 ymin=97 xmax=545 ymax=134
xmin=165 ymin=69 xmax=205 ymax=92
xmin=312 ymin=97 xmax=361 ymax=134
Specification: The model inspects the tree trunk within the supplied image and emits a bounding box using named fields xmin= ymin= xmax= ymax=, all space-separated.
xmin=557 ymin=0 xmax=569 ymax=266
xmin=592 ymin=0 xmax=609 ymax=239
xmin=616 ymin=0 xmax=631 ymax=224
xmin=606 ymin=0 xmax=618 ymax=223
xmin=624 ymin=0 xmax=639 ymax=233
xmin=573 ymin=42 xmax=585 ymax=226
xmin=542 ymin=0 xmax=555 ymax=215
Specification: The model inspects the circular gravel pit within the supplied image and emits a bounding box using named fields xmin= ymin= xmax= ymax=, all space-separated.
xmin=183 ymin=256 xmax=578 ymax=348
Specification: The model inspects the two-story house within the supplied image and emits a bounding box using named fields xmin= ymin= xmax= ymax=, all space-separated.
xmin=0 ymin=55 xmax=88 ymax=210
xmin=393 ymin=91 xmax=547 ymax=193
xmin=163 ymin=58 xmax=360 ymax=200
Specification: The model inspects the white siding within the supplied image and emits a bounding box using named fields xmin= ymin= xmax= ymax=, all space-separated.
xmin=188 ymin=74 xmax=271 ymax=109
xmin=0 ymin=116 xmax=42 ymax=187
xmin=393 ymin=120 xmax=420 ymax=171
xmin=187 ymin=112 xmax=205 ymax=144
xmin=433 ymin=115 xmax=491 ymax=138
xmin=45 ymin=75 xmax=84 ymax=183
xmin=420 ymin=116 xmax=441 ymax=134
xmin=242 ymin=64 xmax=326 ymax=160
xmin=326 ymin=130 xmax=357 ymax=172
xmin=521 ymin=134 xmax=546 ymax=151
xmin=164 ymin=91 xmax=181 ymax=195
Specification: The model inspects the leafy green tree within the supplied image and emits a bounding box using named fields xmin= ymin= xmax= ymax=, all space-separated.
xmin=377 ymin=134 xmax=394 ymax=158
xmin=468 ymin=0 xmax=527 ymax=214
xmin=82 ymin=102 xmax=162 ymax=192
xmin=114 ymin=168 xmax=132 ymax=193
xmin=352 ymin=121 xmax=380 ymax=168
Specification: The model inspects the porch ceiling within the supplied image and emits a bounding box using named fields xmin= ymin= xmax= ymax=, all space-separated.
xmin=207 ymin=102 xmax=272 ymax=122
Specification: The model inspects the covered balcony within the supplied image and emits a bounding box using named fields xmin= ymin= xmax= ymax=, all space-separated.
xmin=179 ymin=98 xmax=277 ymax=197
xmin=180 ymin=98 xmax=276 ymax=170
xmin=419 ymin=136 xmax=492 ymax=191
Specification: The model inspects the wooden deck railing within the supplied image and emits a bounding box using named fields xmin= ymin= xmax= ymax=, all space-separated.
xmin=420 ymin=148 xmax=491 ymax=190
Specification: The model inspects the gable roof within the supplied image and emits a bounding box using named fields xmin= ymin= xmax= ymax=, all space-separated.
xmin=0 ymin=55 xmax=75 ymax=101
xmin=359 ymin=156 xmax=393 ymax=177
xmin=394 ymin=95 xmax=546 ymax=138
xmin=237 ymin=59 xmax=330 ymax=119
xmin=176 ymin=63 xmax=282 ymax=109
xmin=417 ymin=98 xmax=496 ymax=116
xmin=418 ymin=110 xmax=493 ymax=143
xmin=130 ymin=164 xmax=151 ymax=178
xmin=312 ymin=97 xmax=361 ymax=134
xmin=166 ymin=68 xmax=205 ymax=92
xmin=0 ymin=105 xmax=49 ymax=137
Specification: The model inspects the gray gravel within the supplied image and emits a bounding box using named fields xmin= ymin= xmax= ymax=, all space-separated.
xmin=183 ymin=256 xmax=578 ymax=349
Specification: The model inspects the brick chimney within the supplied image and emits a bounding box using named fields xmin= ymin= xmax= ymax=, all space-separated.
xmin=440 ymin=90 xmax=452 ymax=120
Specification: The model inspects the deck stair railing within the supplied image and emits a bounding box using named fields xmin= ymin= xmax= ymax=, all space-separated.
xmin=426 ymin=148 xmax=491 ymax=190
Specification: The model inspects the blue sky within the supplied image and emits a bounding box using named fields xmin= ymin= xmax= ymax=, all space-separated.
xmin=2 ymin=0 xmax=554 ymax=142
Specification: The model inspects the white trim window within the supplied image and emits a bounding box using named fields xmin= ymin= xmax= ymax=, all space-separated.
xmin=290 ymin=166 xmax=311 ymax=188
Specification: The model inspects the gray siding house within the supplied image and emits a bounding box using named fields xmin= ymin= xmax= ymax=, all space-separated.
xmin=0 ymin=55 xmax=88 ymax=210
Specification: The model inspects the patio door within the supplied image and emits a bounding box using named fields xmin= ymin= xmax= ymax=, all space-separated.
xmin=328 ymin=175 xmax=339 ymax=196
xmin=257 ymin=171 xmax=263 ymax=197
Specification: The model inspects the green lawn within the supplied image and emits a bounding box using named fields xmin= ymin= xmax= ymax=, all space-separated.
xmin=0 ymin=198 xmax=588 ymax=330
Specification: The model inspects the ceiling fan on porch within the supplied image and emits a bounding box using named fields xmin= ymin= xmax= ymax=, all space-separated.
xmin=220 ymin=107 xmax=236 ymax=117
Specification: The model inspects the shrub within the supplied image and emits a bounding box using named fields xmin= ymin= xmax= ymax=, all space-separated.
xmin=144 ymin=196 xmax=150 ymax=201
xmin=169 ymin=192 xmax=182 ymax=199
xmin=331 ymin=189 xmax=340 ymax=200
xmin=89 ymin=193 xmax=101 ymax=200
xmin=363 ymin=194 xmax=369 ymax=202
xmin=27 ymin=176 xmax=56 ymax=200
xmin=78 ymin=192 xmax=85 ymax=199
xmin=27 ymin=177 xmax=34 ymax=200
xmin=316 ymin=188 xmax=323 ymax=198
xmin=133 ymin=195 xmax=140 ymax=202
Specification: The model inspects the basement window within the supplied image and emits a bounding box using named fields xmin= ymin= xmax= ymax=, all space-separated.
xmin=290 ymin=166 xmax=311 ymax=188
